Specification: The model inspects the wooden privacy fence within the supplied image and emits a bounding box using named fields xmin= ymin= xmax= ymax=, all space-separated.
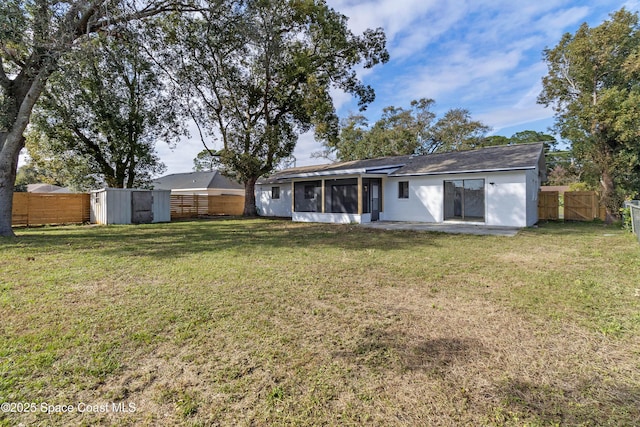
xmin=564 ymin=191 xmax=606 ymax=221
xmin=538 ymin=190 xmax=606 ymax=221
xmin=170 ymin=194 xmax=244 ymax=219
xmin=12 ymin=193 xmax=90 ymax=226
xmin=538 ymin=191 xmax=559 ymax=221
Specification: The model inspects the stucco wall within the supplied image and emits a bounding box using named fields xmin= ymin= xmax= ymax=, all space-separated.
xmin=292 ymin=212 xmax=363 ymax=224
xmin=382 ymin=171 xmax=530 ymax=227
xmin=485 ymin=172 xmax=528 ymax=227
xmin=381 ymin=177 xmax=442 ymax=223
xmin=525 ymin=169 xmax=540 ymax=226
xmin=256 ymin=184 xmax=292 ymax=217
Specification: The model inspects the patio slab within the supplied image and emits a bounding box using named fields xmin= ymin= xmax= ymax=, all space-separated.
xmin=360 ymin=221 xmax=521 ymax=236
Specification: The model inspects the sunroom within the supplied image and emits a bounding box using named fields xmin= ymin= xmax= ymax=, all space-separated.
xmin=291 ymin=176 xmax=383 ymax=224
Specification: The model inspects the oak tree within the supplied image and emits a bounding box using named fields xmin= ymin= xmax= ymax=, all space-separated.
xmin=0 ymin=0 xmax=201 ymax=236
xmin=28 ymin=31 xmax=176 ymax=189
xmin=538 ymin=8 xmax=640 ymax=217
xmin=156 ymin=0 xmax=389 ymax=215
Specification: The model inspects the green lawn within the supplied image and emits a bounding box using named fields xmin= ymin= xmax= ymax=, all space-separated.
xmin=1 ymin=219 xmax=639 ymax=426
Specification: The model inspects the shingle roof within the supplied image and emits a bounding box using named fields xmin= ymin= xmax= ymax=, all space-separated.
xmin=152 ymin=171 xmax=244 ymax=190
xmin=391 ymin=143 xmax=544 ymax=176
xmin=260 ymin=143 xmax=544 ymax=182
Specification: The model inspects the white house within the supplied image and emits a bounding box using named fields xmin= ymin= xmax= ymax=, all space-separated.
xmin=255 ymin=143 xmax=546 ymax=228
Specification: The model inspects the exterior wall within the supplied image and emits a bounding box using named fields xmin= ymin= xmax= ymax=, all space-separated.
xmin=256 ymin=184 xmax=293 ymax=217
xmin=293 ymin=212 xmax=363 ymax=224
xmin=381 ymin=176 xmax=443 ymax=223
xmin=152 ymin=190 xmax=172 ymax=223
xmin=382 ymin=171 xmax=530 ymax=227
xmin=485 ymin=172 xmax=528 ymax=227
xmin=525 ymin=169 xmax=540 ymax=226
xmin=256 ymin=169 xmax=539 ymax=227
xmin=90 ymin=190 xmax=107 ymax=224
xmin=106 ymin=189 xmax=133 ymax=224
xmin=90 ymin=189 xmax=171 ymax=224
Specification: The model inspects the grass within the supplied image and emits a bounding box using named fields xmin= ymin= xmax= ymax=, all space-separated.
xmin=0 ymin=219 xmax=639 ymax=426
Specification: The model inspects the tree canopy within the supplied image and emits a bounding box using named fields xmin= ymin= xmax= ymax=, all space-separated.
xmin=0 ymin=0 xmax=200 ymax=236
xmin=317 ymin=98 xmax=491 ymax=161
xmin=155 ymin=0 xmax=389 ymax=215
xmin=538 ymin=7 xmax=640 ymax=216
xmin=27 ymin=31 xmax=179 ymax=189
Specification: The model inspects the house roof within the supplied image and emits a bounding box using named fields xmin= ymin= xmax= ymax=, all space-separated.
xmin=27 ymin=183 xmax=72 ymax=193
xmin=152 ymin=171 xmax=244 ymax=190
xmin=391 ymin=143 xmax=544 ymax=176
xmin=260 ymin=143 xmax=544 ymax=183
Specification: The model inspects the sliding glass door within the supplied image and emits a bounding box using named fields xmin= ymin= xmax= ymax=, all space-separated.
xmin=443 ymin=179 xmax=485 ymax=221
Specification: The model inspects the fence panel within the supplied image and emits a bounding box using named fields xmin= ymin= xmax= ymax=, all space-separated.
xmin=170 ymin=195 xmax=209 ymax=219
xmin=12 ymin=193 xmax=90 ymax=226
xmin=208 ymin=195 xmax=244 ymax=216
xmin=564 ymin=191 xmax=605 ymax=221
xmin=538 ymin=191 xmax=559 ymax=220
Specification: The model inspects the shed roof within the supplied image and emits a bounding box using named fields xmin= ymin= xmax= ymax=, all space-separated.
xmin=152 ymin=171 xmax=244 ymax=190
xmin=260 ymin=143 xmax=544 ymax=183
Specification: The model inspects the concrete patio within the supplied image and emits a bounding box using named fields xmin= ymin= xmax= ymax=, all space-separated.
xmin=360 ymin=221 xmax=522 ymax=236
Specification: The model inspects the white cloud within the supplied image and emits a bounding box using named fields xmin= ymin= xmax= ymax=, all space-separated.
xmin=292 ymin=132 xmax=327 ymax=166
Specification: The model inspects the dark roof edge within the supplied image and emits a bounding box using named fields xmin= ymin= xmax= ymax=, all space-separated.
xmin=390 ymin=165 xmax=537 ymax=177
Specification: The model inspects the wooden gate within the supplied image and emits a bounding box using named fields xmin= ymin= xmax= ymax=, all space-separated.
xmin=538 ymin=191 xmax=559 ymax=220
xmin=564 ymin=191 xmax=606 ymax=221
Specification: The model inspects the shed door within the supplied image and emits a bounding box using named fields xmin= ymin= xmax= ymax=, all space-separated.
xmin=131 ymin=191 xmax=153 ymax=224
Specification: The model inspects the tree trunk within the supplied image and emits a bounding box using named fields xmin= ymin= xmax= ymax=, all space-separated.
xmin=600 ymin=169 xmax=619 ymax=223
xmin=0 ymin=143 xmax=20 ymax=237
xmin=0 ymin=64 xmax=55 ymax=236
xmin=243 ymin=177 xmax=258 ymax=216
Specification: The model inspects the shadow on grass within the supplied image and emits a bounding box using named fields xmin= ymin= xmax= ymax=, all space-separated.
xmin=335 ymin=325 xmax=485 ymax=374
xmin=495 ymin=377 xmax=640 ymax=425
xmin=6 ymin=218 xmax=441 ymax=259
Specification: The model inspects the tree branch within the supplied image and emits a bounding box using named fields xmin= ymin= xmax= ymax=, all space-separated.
xmin=0 ymin=56 xmax=10 ymax=88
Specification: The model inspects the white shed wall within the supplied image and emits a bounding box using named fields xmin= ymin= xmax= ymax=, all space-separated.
xmin=90 ymin=188 xmax=171 ymax=224
xmin=256 ymin=184 xmax=292 ymax=217
xmin=107 ymin=189 xmax=132 ymax=224
xmin=152 ymin=190 xmax=172 ymax=223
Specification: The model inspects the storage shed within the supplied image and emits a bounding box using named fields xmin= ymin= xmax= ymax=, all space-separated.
xmin=90 ymin=188 xmax=171 ymax=225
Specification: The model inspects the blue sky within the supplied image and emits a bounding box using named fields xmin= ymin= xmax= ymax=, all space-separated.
xmin=157 ymin=0 xmax=639 ymax=174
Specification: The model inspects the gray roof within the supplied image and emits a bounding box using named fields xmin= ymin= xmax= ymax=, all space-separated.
xmin=261 ymin=155 xmax=412 ymax=182
xmin=261 ymin=143 xmax=544 ymax=182
xmin=152 ymin=171 xmax=244 ymax=190
xmin=391 ymin=143 xmax=544 ymax=176
xmin=27 ymin=183 xmax=72 ymax=193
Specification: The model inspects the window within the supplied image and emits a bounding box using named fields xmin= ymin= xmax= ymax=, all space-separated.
xmin=398 ymin=181 xmax=409 ymax=199
xmin=304 ymin=185 xmax=316 ymax=199
xmin=271 ymin=186 xmax=280 ymax=199
xmin=294 ymin=181 xmax=322 ymax=212
xmin=325 ymin=178 xmax=358 ymax=214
